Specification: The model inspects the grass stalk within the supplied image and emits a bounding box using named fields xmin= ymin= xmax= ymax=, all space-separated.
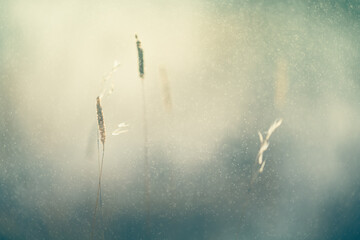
xmin=91 ymin=96 xmax=106 ymax=240
xmin=135 ymin=34 xmax=151 ymax=237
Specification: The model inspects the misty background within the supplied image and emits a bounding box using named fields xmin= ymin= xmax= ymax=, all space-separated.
xmin=0 ymin=0 xmax=360 ymax=239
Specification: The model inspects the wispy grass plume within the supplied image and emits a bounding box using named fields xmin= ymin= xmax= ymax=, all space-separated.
xmin=100 ymin=60 xmax=121 ymax=99
xmin=239 ymin=118 xmax=283 ymax=236
xmin=251 ymin=118 xmax=283 ymax=184
xmin=112 ymin=122 xmax=129 ymax=136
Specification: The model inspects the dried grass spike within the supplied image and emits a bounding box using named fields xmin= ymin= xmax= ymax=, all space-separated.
xmin=96 ymin=96 xmax=106 ymax=145
xmin=135 ymin=34 xmax=144 ymax=79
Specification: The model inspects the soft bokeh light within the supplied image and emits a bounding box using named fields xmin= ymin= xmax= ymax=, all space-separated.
xmin=1 ymin=0 xmax=360 ymax=239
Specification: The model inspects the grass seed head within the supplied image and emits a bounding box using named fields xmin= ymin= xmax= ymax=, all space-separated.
xmin=135 ymin=34 xmax=144 ymax=79
xmin=96 ymin=96 xmax=106 ymax=145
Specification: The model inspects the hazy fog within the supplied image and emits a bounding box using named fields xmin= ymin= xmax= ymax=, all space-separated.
xmin=0 ymin=0 xmax=359 ymax=239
